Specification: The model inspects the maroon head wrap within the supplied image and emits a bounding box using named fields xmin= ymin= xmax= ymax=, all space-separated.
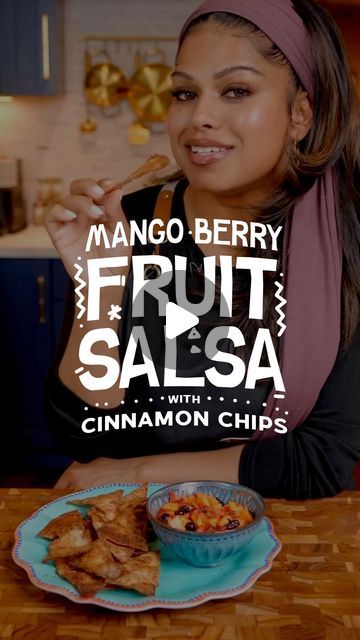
xmin=179 ymin=0 xmax=342 ymax=438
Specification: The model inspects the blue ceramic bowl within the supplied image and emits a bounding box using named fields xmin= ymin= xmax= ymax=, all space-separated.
xmin=147 ymin=481 xmax=264 ymax=567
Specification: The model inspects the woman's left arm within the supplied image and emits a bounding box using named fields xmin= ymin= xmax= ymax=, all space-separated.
xmin=55 ymin=445 xmax=244 ymax=489
xmin=239 ymin=324 xmax=360 ymax=499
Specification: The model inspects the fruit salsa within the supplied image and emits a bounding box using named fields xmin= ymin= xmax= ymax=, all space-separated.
xmin=155 ymin=491 xmax=254 ymax=533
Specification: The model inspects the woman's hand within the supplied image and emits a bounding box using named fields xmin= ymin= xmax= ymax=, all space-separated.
xmin=54 ymin=457 xmax=148 ymax=490
xmin=44 ymin=178 xmax=131 ymax=280
xmin=54 ymin=447 xmax=243 ymax=490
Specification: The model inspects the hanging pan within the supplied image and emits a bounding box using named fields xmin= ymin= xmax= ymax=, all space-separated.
xmin=84 ymin=47 xmax=128 ymax=109
xmin=127 ymin=47 xmax=173 ymax=124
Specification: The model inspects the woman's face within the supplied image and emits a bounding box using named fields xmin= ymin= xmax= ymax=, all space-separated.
xmin=167 ymin=23 xmax=296 ymax=200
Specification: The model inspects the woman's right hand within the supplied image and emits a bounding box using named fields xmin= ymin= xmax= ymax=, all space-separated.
xmin=44 ymin=177 xmax=131 ymax=280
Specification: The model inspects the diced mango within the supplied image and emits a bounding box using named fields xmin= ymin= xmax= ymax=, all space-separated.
xmin=242 ymin=512 xmax=253 ymax=524
xmin=208 ymin=495 xmax=221 ymax=508
xmin=161 ymin=502 xmax=179 ymax=512
xmin=192 ymin=512 xmax=205 ymax=527
xmin=208 ymin=518 xmax=218 ymax=528
xmin=197 ymin=494 xmax=211 ymax=507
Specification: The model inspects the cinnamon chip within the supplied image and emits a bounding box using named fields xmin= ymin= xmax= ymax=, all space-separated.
xmin=37 ymin=510 xmax=84 ymax=540
xmin=68 ymin=489 xmax=124 ymax=520
xmin=69 ymin=539 xmax=122 ymax=580
xmin=100 ymin=538 xmax=134 ymax=563
xmin=55 ymin=558 xmax=105 ymax=597
xmin=120 ymin=484 xmax=147 ymax=508
xmin=123 ymin=154 xmax=169 ymax=184
xmin=87 ymin=486 xmax=148 ymax=552
xmin=96 ymin=521 xmax=148 ymax=553
xmin=38 ymin=485 xmax=160 ymax=598
xmin=106 ymin=551 xmax=160 ymax=596
xmin=45 ymin=526 xmax=92 ymax=561
xmin=88 ymin=510 xmax=148 ymax=552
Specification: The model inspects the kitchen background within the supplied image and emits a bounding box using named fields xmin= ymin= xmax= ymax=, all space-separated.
xmin=0 ymin=0 xmax=359 ymax=487
xmin=0 ymin=0 xmax=200 ymax=220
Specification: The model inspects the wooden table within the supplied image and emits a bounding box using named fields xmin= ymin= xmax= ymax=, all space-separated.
xmin=1 ymin=489 xmax=359 ymax=639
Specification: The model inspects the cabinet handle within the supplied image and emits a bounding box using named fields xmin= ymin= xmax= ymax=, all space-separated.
xmin=41 ymin=14 xmax=50 ymax=80
xmin=37 ymin=275 xmax=46 ymax=324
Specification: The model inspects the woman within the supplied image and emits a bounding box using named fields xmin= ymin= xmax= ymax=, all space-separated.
xmin=45 ymin=0 xmax=360 ymax=497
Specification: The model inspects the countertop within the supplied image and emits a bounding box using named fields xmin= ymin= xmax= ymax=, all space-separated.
xmin=0 ymin=226 xmax=58 ymax=258
xmin=3 ymin=488 xmax=360 ymax=638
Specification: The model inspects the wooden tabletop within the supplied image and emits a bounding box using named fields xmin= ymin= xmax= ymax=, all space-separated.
xmin=1 ymin=488 xmax=360 ymax=639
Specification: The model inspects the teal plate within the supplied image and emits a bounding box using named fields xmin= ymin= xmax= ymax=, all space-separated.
xmin=12 ymin=483 xmax=281 ymax=612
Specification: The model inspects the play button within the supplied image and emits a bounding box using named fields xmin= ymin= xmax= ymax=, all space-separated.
xmin=165 ymin=302 xmax=199 ymax=339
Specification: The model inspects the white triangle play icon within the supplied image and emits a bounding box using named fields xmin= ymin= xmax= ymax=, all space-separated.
xmin=165 ymin=302 xmax=199 ymax=339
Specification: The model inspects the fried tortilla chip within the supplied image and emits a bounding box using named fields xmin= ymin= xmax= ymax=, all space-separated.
xmin=40 ymin=485 xmax=159 ymax=598
xmin=55 ymin=559 xmax=105 ymax=597
xmin=98 ymin=524 xmax=148 ymax=553
xmin=120 ymin=485 xmax=147 ymax=509
xmin=46 ymin=526 xmax=92 ymax=560
xmin=88 ymin=501 xmax=148 ymax=553
xmin=106 ymin=551 xmax=160 ymax=596
xmin=37 ymin=510 xmax=84 ymax=540
xmin=69 ymin=540 xmax=122 ymax=580
xmin=100 ymin=537 xmax=134 ymax=563
xmin=68 ymin=489 xmax=124 ymax=520
xmin=86 ymin=506 xmax=110 ymax=532
xmin=123 ymin=154 xmax=169 ymax=184
xmin=95 ymin=510 xmax=148 ymax=552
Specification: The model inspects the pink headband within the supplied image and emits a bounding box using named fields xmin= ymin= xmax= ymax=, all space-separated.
xmin=179 ymin=0 xmax=314 ymax=100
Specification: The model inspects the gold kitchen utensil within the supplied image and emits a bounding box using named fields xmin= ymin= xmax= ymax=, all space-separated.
xmin=127 ymin=47 xmax=173 ymax=123
xmin=79 ymin=116 xmax=97 ymax=133
xmin=85 ymin=48 xmax=128 ymax=108
xmin=128 ymin=120 xmax=150 ymax=145
xmin=79 ymin=100 xmax=97 ymax=133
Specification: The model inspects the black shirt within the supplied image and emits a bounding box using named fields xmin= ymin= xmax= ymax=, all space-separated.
xmin=45 ymin=180 xmax=360 ymax=499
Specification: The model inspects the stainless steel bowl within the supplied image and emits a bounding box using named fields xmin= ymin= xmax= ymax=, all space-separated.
xmin=147 ymin=481 xmax=264 ymax=567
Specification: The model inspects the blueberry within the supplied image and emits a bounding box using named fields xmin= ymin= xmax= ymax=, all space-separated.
xmin=160 ymin=513 xmax=169 ymax=523
xmin=176 ymin=505 xmax=191 ymax=515
xmin=226 ymin=519 xmax=240 ymax=530
xmin=185 ymin=521 xmax=196 ymax=531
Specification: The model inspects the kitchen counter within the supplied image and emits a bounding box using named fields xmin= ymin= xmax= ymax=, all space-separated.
xmin=0 ymin=225 xmax=58 ymax=258
xmin=4 ymin=488 xmax=360 ymax=638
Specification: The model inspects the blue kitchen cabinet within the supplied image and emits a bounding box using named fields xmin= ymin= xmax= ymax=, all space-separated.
xmin=0 ymin=0 xmax=64 ymax=96
xmin=0 ymin=258 xmax=70 ymax=474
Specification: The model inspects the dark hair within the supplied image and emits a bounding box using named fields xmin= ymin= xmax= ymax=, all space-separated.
xmin=171 ymin=0 xmax=360 ymax=353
